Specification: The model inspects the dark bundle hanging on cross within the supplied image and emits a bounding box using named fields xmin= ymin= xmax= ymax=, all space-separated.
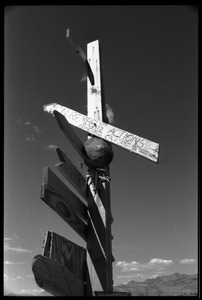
xmin=84 ymin=137 xmax=113 ymax=168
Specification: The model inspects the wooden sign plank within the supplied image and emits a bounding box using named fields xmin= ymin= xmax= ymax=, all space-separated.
xmin=50 ymin=232 xmax=86 ymax=281
xmin=32 ymin=254 xmax=85 ymax=296
xmin=54 ymin=159 xmax=115 ymax=260
xmin=55 ymin=148 xmax=107 ymax=220
xmin=87 ymin=40 xmax=103 ymax=121
xmin=42 ymin=166 xmax=87 ymax=222
xmin=41 ymin=184 xmax=87 ymax=242
xmin=54 ymin=155 xmax=112 ymax=256
xmin=42 ymin=231 xmax=52 ymax=257
xmin=55 ymin=148 xmax=87 ymax=202
xmin=44 ymin=103 xmax=159 ymax=163
xmin=66 ymin=28 xmax=95 ymax=86
xmin=54 ymin=110 xmax=88 ymax=162
xmin=86 ymin=212 xmax=108 ymax=292
xmin=55 ymin=147 xmax=108 ymax=225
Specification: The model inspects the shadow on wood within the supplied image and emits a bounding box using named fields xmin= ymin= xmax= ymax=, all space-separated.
xmin=32 ymin=254 xmax=85 ymax=296
xmin=41 ymin=184 xmax=87 ymax=242
xmin=51 ymin=232 xmax=86 ymax=281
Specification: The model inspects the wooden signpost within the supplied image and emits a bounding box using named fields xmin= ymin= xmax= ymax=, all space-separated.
xmin=32 ymin=28 xmax=159 ymax=296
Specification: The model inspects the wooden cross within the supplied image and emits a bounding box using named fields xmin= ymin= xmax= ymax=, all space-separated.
xmin=32 ymin=29 xmax=159 ymax=296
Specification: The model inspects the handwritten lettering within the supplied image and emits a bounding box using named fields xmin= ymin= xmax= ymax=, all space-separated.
xmin=44 ymin=104 xmax=159 ymax=162
xmin=67 ymin=111 xmax=83 ymax=122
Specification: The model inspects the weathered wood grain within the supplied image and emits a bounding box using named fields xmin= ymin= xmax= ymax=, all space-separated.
xmin=87 ymin=40 xmax=103 ymax=121
xmin=55 ymin=149 xmax=87 ymax=202
xmin=42 ymin=166 xmax=87 ymax=222
xmin=32 ymin=254 xmax=85 ymax=296
xmin=85 ymin=40 xmax=113 ymax=294
xmin=50 ymin=232 xmax=86 ymax=281
xmin=40 ymin=184 xmax=87 ymax=242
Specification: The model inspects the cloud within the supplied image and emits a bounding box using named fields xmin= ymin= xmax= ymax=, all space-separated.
xmin=4 ymin=261 xmax=25 ymax=265
xmin=25 ymin=134 xmax=36 ymax=142
xmin=115 ymin=261 xmax=140 ymax=272
xmin=116 ymin=274 xmax=135 ymax=279
xmin=106 ymin=103 xmax=115 ymax=124
xmin=33 ymin=125 xmax=42 ymax=133
xmin=45 ymin=144 xmax=58 ymax=151
xmin=115 ymin=258 xmax=174 ymax=285
xmin=4 ymin=238 xmax=32 ymax=254
xmin=116 ymin=261 xmax=127 ymax=266
xmin=149 ymin=258 xmax=173 ymax=265
xmin=24 ymin=121 xmax=31 ymax=126
xmin=4 ymin=235 xmax=19 ymax=241
xmin=4 ymin=274 xmax=9 ymax=281
xmin=179 ymin=258 xmax=196 ymax=264
xmin=4 ymin=245 xmax=32 ymax=253
xmin=26 ymin=274 xmax=34 ymax=278
xmin=4 ymin=237 xmax=12 ymax=241
xmin=116 ymin=258 xmax=173 ymax=272
xmin=17 ymin=118 xmax=42 ymax=141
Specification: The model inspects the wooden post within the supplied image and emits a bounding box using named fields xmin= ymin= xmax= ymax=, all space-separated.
xmin=87 ymin=40 xmax=113 ymax=294
xmin=101 ymin=166 xmax=113 ymax=292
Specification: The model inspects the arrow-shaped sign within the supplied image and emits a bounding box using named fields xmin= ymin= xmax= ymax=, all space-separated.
xmin=44 ymin=103 xmax=159 ymax=163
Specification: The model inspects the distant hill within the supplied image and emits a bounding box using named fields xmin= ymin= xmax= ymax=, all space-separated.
xmin=114 ymin=273 xmax=198 ymax=296
xmin=6 ymin=290 xmax=53 ymax=297
xmin=37 ymin=290 xmax=54 ymax=296
xmin=5 ymin=273 xmax=198 ymax=296
xmin=7 ymin=293 xmax=33 ymax=296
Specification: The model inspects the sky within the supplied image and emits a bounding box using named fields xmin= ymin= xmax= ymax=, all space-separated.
xmin=4 ymin=5 xmax=198 ymax=295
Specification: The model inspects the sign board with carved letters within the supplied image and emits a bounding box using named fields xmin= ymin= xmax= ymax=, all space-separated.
xmin=44 ymin=103 xmax=159 ymax=163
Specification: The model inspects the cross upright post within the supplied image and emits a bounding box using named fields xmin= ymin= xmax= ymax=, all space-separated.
xmin=86 ymin=40 xmax=113 ymax=294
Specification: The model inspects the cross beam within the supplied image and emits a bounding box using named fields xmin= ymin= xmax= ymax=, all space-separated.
xmin=44 ymin=103 xmax=159 ymax=163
